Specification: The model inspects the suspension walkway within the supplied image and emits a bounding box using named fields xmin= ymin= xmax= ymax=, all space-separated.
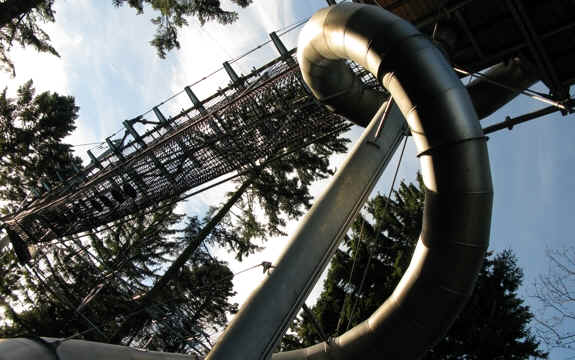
xmin=2 ymin=32 xmax=381 ymax=260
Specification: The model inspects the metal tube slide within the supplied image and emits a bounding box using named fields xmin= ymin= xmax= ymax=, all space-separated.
xmin=272 ymin=3 xmax=493 ymax=359
xmin=0 ymin=337 xmax=195 ymax=360
xmin=207 ymin=100 xmax=407 ymax=359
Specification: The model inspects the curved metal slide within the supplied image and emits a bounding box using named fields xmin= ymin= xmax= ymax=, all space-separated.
xmin=209 ymin=3 xmax=494 ymax=359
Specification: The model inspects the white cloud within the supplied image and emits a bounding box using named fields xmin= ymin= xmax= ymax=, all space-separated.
xmin=0 ymin=32 xmax=71 ymax=97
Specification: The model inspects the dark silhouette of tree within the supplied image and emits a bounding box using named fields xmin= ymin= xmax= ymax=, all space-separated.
xmin=0 ymin=72 xmax=350 ymax=355
xmin=109 ymin=133 xmax=349 ymax=344
xmin=0 ymin=81 xmax=239 ymax=355
xmin=0 ymin=0 xmax=58 ymax=76
xmin=0 ymin=207 xmax=238 ymax=357
xmin=0 ymin=80 xmax=81 ymax=214
xmin=284 ymin=176 xmax=547 ymax=359
xmin=532 ymin=246 xmax=575 ymax=356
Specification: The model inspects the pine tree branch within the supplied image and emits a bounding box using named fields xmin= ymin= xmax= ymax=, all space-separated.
xmin=0 ymin=0 xmax=45 ymax=29
xmin=108 ymin=178 xmax=252 ymax=344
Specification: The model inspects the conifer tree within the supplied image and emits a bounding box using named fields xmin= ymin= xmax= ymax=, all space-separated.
xmin=284 ymin=176 xmax=547 ymax=359
xmin=0 ymin=76 xmax=351 ymax=354
xmin=0 ymin=80 xmax=81 ymax=214
xmin=0 ymin=82 xmax=239 ymax=355
xmin=114 ymin=0 xmax=253 ymax=58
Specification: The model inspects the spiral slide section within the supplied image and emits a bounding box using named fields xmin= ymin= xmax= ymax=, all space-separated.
xmin=0 ymin=3 xmax=495 ymax=360
xmin=273 ymin=3 xmax=494 ymax=359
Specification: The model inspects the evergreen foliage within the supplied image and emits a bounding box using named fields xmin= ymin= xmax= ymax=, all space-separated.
xmin=0 ymin=82 xmax=239 ymax=355
xmin=0 ymin=80 xmax=80 ymax=214
xmin=0 ymin=0 xmax=58 ymax=76
xmin=284 ymin=175 xmax=547 ymax=359
xmin=114 ymin=0 xmax=253 ymax=58
xmin=0 ymin=73 xmax=351 ymax=354
xmin=0 ymin=208 xmax=238 ymax=356
xmin=109 ymin=123 xmax=349 ymax=344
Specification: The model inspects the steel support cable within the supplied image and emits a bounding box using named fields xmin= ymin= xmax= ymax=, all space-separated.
xmin=76 ymin=19 xmax=303 ymax=164
xmin=276 ymin=17 xmax=310 ymax=37
xmin=344 ymin=134 xmax=408 ymax=333
xmin=453 ymin=66 xmax=568 ymax=110
xmin=25 ymin=205 xmax=174 ymax=262
xmin=72 ymin=243 xmax=151 ymax=311
xmin=334 ymin=211 xmax=366 ymax=336
xmin=70 ymin=141 xmax=105 ymax=148
xmin=138 ymin=13 xmax=311 ymax=120
xmin=333 ymin=102 xmax=400 ymax=335
xmin=301 ymin=303 xmax=330 ymax=344
xmin=23 ymin=119 xmax=348 ymax=333
xmin=6 ymin=62 xmax=351 ymax=251
xmin=229 ymin=15 xmax=310 ymax=65
xmin=249 ymin=4 xmax=493 ymax=359
xmin=29 ymin=224 xmax=161 ymax=316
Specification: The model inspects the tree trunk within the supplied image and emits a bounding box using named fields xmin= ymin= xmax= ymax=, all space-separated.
xmin=0 ymin=0 xmax=45 ymax=28
xmin=108 ymin=179 xmax=252 ymax=344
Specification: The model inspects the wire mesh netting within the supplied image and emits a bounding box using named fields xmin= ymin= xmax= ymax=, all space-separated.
xmin=3 ymin=52 xmax=384 ymax=251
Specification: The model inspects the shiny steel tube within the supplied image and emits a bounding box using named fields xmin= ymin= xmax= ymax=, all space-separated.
xmin=207 ymin=100 xmax=407 ymax=359
xmin=0 ymin=337 xmax=195 ymax=360
xmin=274 ymin=3 xmax=493 ymax=359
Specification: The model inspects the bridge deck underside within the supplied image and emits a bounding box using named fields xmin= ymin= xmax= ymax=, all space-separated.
xmin=5 ymin=58 xmax=380 ymax=247
xmin=358 ymin=0 xmax=575 ymax=100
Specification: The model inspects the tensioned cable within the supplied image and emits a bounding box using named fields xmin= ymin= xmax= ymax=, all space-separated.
xmin=343 ymin=134 xmax=409 ymax=333
xmin=334 ymin=215 xmax=366 ymax=335
xmin=138 ymin=13 xmax=310 ymax=120
xmin=27 ymin=223 xmax=175 ymax=318
xmin=276 ymin=17 xmax=309 ymax=37
xmin=15 ymin=122 xmax=351 ymax=323
xmin=70 ymin=141 xmax=105 ymax=148
xmin=14 ymin=260 xmax=264 ymax=343
xmin=228 ymin=15 xmax=309 ymax=65
xmin=36 ymin=124 xmax=346 ymax=314
xmin=37 ymin=64 xmax=303 ymax=215
xmin=453 ymin=66 xmax=568 ymax=110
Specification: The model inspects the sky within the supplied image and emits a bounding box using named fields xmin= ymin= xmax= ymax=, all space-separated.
xmin=2 ymin=0 xmax=574 ymax=357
